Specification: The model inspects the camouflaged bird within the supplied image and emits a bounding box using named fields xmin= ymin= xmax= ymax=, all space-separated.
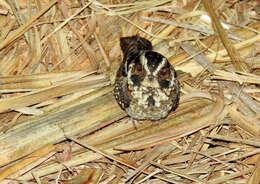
xmin=114 ymin=35 xmax=180 ymax=120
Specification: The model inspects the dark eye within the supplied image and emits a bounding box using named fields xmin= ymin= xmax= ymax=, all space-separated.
xmin=135 ymin=63 xmax=143 ymax=72
xmin=160 ymin=67 xmax=169 ymax=76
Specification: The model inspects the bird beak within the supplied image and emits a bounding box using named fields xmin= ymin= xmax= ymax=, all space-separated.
xmin=141 ymin=76 xmax=160 ymax=88
xmin=148 ymin=74 xmax=154 ymax=81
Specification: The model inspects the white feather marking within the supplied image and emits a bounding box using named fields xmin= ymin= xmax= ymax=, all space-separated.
xmin=140 ymin=53 xmax=167 ymax=88
xmin=141 ymin=78 xmax=160 ymax=88
xmin=140 ymin=53 xmax=150 ymax=75
xmin=169 ymin=70 xmax=176 ymax=87
xmin=153 ymin=57 xmax=166 ymax=76
xmin=153 ymin=88 xmax=169 ymax=107
xmin=127 ymin=63 xmax=134 ymax=85
xmin=131 ymin=86 xmax=149 ymax=108
xmin=131 ymin=86 xmax=169 ymax=108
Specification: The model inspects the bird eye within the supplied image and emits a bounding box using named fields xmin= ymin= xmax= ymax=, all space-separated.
xmin=135 ymin=63 xmax=143 ymax=72
xmin=160 ymin=67 xmax=169 ymax=76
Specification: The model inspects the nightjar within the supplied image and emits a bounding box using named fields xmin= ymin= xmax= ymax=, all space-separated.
xmin=114 ymin=35 xmax=180 ymax=120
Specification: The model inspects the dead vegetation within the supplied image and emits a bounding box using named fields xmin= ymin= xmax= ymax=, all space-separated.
xmin=0 ymin=0 xmax=259 ymax=183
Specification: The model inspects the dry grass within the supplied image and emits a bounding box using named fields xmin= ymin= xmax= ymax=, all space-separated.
xmin=0 ymin=0 xmax=259 ymax=183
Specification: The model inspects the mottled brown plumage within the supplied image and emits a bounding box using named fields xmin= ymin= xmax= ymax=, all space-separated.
xmin=114 ymin=35 xmax=180 ymax=120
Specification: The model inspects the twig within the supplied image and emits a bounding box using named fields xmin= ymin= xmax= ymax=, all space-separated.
xmin=0 ymin=0 xmax=59 ymax=50
xmin=202 ymin=0 xmax=247 ymax=72
xmin=150 ymin=161 xmax=206 ymax=183
xmin=67 ymin=136 xmax=179 ymax=184
xmin=207 ymin=134 xmax=260 ymax=147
